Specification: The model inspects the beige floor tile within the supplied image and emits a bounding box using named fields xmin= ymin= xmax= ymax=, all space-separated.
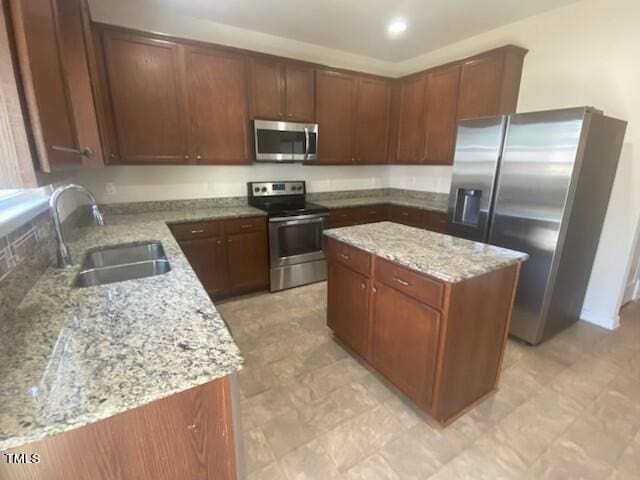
xmin=279 ymin=440 xmax=343 ymax=480
xmin=239 ymin=363 xmax=278 ymax=399
xmin=244 ymin=427 xmax=277 ymax=474
xmin=585 ymin=389 xmax=640 ymax=441
xmin=240 ymin=386 xmax=296 ymax=430
xmin=529 ymin=438 xmax=613 ymax=480
xmin=261 ymin=408 xmax=321 ymax=457
xmin=404 ymin=422 xmax=461 ymax=465
xmin=247 ymin=461 xmax=286 ymax=480
xmin=346 ymin=453 xmax=400 ymax=480
xmin=379 ymin=427 xmax=445 ymax=479
xmin=614 ymin=431 xmax=640 ymax=477
xmin=557 ymin=416 xmax=631 ymax=467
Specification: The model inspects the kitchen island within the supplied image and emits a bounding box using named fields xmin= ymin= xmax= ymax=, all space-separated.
xmin=0 ymin=205 xmax=266 ymax=480
xmin=324 ymin=222 xmax=528 ymax=425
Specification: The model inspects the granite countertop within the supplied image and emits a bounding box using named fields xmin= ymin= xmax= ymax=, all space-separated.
xmin=324 ymin=221 xmax=528 ymax=283
xmin=0 ymin=206 xmax=264 ymax=451
xmin=314 ymin=195 xmax=449 ymax=213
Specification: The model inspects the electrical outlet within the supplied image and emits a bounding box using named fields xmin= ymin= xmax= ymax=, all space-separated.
xmin=105 ymin=182 xmax=117 ymax=195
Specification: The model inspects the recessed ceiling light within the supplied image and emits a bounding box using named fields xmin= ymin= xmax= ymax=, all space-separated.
xmin=387 ymin=18 xmax=407 ymax=37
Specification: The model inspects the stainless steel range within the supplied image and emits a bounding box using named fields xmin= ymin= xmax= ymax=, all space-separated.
xmin=248 ymin=181 xmax=329 ymax=291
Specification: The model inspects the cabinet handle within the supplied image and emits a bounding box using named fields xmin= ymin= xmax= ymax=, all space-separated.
xmin=184 ymin=154 xmax=190 ymax=160
xmin=190 ymin=229 xmax=205 ymax=234
xmin=288 ymin=113 xmax=293 ymax=118
xmin=351 ymin=158 xmax=355 ymax=163
xmin=393 ymin=277 xmax=410 ymax=287
xmin=369 ymin=211 xmax=377 ymax=214
xmin=196 ymin=155 xmax=202 ymax=160
xmin=228 ymin=238 xmax=233 ymax=243
xmin=372 ymin=287 xmax=377 ymax=293
xmin=402 ymin=212 xmax=409 ymax=216
xmin=51 ymin=145 xmax=95 ymax=158
xmin=339 ymin=253 xmax=350 ymax=260
xmin=240 ymin=224 xmax=253 ymax=229
xmin=360 ymin=283 xmax=366 ymax=289
xmin=216 ymin=240 xmax=222 ymax=245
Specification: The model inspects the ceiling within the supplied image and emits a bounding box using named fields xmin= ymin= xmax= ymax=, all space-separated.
xmin=128 ymin=0 xmax=579 ymax=62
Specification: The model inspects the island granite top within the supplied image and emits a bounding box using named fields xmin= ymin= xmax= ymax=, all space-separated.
xmin=324 ymin=221 xmax=528 ymax=283
xmin=0 ymin=205 xmax=264 ymax=451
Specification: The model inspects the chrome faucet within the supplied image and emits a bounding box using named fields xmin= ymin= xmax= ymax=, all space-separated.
xmin=49 ymin=184 xmax=104 ymax=268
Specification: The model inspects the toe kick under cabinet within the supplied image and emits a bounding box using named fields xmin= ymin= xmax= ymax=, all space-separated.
xmin=326 ymin=238 xmax=520 ymax=425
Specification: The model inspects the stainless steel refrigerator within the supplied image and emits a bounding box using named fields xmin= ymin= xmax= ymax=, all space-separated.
xmin=446 ymin=107 xmax=626 ymax=344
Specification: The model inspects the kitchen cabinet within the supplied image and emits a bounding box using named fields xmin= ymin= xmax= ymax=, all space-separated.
xmin=422 ymin=211 xmax=448 ymax=233
xmin=178 ymin=237 xmax=228 ymax=297
xmin=249 ymin=58 xmax=315 ymax=122
xmin=2 ymin=376 xmax=238 ymax=480
xmin=327 ymin=261 xmax=370 ymax=357
xmin=396 ymin=74 xmax=427 ymax=164
xmin=170 ymin=216 xmax=268 ymax=299
xmin=326 ymin=236 xmax=521 ymax=425
xmin=101 ymin=31 xmax=188 ymax=164
xmin=354 ymin=78 xmax=391 ymax=164
xmin=185 ymin=46 xmax=250 ymax=164
xmin=389 ymin=204 xmax=424 ymax=228
xmin=9 ymin=0 xmax=103 ymax=171
xmin=370 ymin=282 xmax=440 ymax=406
xmin=328 ymin=204 xmax=389 ymax=228
xmin=328 ymin=204 xmax=446 ymax=232
xmin=316 ymin=70 xmax=358 ymax=164
xmin=457 ymin=47 xmax=526 ymax=120
xmin=226 ymin=230 xmax=269 ymax=292
xmin=423 ymin=65 xmax=461 ymax=165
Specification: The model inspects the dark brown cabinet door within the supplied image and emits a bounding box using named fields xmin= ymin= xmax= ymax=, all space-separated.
xmin=389 ymin=205 xmax=424 ymax=228
xmin=423 ymin=66 xmax=460 ymax=165
xmin=370 ymin=282 xmax=440 ymax=407
xmin=422 ymin=211 xmax=448 ymax=233
xmin=250 ymin=58 xmax=284 ymax=120
xmin=457 ymin=52 xmax=504 ymax=120
xmin=9 ymin=0 xmax=102 ymax=171
xmin=316 ymin=70 xmax=357 ymax=164
xmin=178 ymin=237 xmax=229 ymax=298
xmin=327 ymin=261 xmax=370 ymax=357
xmin=396 ymin=74 xmax=426 ymax=164
xmin=102 ymin=32 xmax=187 ymax=164
xmin=355 ymin=78 xmax=391 ymax=164
xmin=226 ymin=230 xmax=269 ymax=293
xmin=284 ymin=64 xmax=315 ymax=122
xmin=185 ymin=47 xmax=250 ymax=164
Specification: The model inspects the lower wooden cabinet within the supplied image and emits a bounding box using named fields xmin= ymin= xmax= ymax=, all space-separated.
xmin=226 ymin=230 xmax=269 ymax=292
xmin=327 ymin=261 xmax=370 ymax=357
xmin=370 ymin=282 xmax=440 ymax=407
xmin=328 ymin=204 xmax=447 ymax=233
xmin=170 ymin=216 xmax=269 ymax=299
xmin=326 ymin=237 xmax=521 ymax=425
xmin=178 ymin=236 xmax=228 ymax=297
xmin=422 ymin=211 xmax=448 ymax=233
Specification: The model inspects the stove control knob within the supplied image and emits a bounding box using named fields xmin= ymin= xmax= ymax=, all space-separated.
xmin=261 ymin=187 xmax=267 ymax=192
xmin=254 ymin=187 xmax=260 ymax=193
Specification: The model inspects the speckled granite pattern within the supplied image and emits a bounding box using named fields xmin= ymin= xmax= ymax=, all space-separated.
xmin=100 ymin=196 xmax=250 ymax=215
xmin=311 ymin=190 xmax=449 ymax=213
xmin=324 ymin=222 xmax=528 ymax=283
xmin=0 ymin=206 xmax=259 ymax=451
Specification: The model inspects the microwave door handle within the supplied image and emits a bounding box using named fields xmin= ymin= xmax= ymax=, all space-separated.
xmin=304 ymin=127 xmax=309 ymax=159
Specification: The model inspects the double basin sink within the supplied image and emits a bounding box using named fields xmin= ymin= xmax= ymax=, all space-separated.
xmin=75 ymin=241 xmax=171 ymax=288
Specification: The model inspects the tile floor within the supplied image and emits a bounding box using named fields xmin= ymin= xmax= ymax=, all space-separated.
xmin=217 ymin=283 xmax=640 ymax=480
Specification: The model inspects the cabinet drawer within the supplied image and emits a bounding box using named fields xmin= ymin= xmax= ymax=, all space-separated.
xmin=389 ymin=205 xmax=424 ymax=227
xmin=354 ymin=204 xmax=389 ymax=224
xmin=224 ymin=216 xmax=266 ymax=234
xmin=329 ymin=208 xmax=359 ymax=228
xmin=328 ymin=239 xmax=371 ymax=277
xmin=170 ymin=220 xmax=223 ymax=240
xmin=375 ymin=258 xmax=444 ymax=310
xmin=422 ymin=211 xmax=448 ymax=233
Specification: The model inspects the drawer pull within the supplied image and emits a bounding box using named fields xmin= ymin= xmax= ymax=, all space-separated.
xmin=368 ymin=211 xmax=377 ymax=214
xmin=190 ymin=229 xmax=205 ymax=234
xmin=360 ymin=283 xmax=366 ymax=289
xmin=402 ymin=212 xmax=409 ymax=216
xmin=393 ymin=277 xmax=410 ymax=287
xmin=240 ymin=224 xmax=253 ymax=229
xmin=339 ymin=253 xmax=350 ymax=260
xmin=339 ymin=214 xmax=348 ymax=218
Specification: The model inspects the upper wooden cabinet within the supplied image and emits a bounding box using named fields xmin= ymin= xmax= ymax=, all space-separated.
xmin=9 ymin=0 xmax=103 ymax=172
xmin=355 ymin=78 xmax=391 ymax=164
xmin=396 ymin=74 xmax=427 ymax=164
xmin=185 ymin=47 xmax=250 ymax=164
xmin=423 ymin=65 xmax=461 ymax=165
xmin=316 ymin=70 xmax=358 ymax=164
xmin=102 ymin=31 xmax=188 ymax=164
xmin=457 ymin=46 xmax=527 ymax=120
xmin=394 ymin=46 xmax=526 ymax=165
xmin=249 ymin=58 xmax=315 ymax=122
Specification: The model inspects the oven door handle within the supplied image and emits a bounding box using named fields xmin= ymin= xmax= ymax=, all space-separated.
xmin=268 ymin=213 xmax=328 ymax=224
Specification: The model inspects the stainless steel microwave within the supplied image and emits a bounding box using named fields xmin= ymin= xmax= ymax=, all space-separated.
xmin=253 ymin=120 xmax=318 ymax=163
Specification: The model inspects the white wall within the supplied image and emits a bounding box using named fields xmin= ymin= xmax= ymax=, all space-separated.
xmin=79 ymin=0 xmax=640 ymax=329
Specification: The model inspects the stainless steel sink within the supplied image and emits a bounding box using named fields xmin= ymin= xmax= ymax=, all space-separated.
xmin=74 ymin=241 xmax=171 ymax=288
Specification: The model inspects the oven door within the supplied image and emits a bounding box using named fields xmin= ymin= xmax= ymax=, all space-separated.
xmin=269 ymin=214 xmax=327 ymax=268
xmin=254 ymin=120 xmax=318 ymax=162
